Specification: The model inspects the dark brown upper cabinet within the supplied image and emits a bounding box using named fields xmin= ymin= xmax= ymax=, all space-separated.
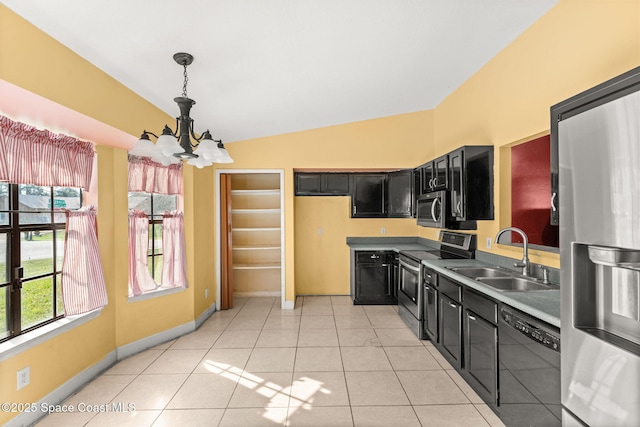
xmin=295 ymin=173 xmax=350 ymax=196
xmin=449 ymin=146 xmax=494 ymax=221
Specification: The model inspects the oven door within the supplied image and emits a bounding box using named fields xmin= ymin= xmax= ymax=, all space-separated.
xmin=398 ymin=256 xmax=422 ymax=319
xmin=417 ymin=191 xmax=447 ymax=228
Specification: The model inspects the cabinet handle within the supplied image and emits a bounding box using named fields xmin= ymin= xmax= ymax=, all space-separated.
xmin=354 ymin=205 xmax=357 ymax=214
xmin=448 ymin=302 xmax=457 ymax=308
xmin=431 ymin=197 xmax=440 ymax=221
xmin=468 ymin=314 xmax=477 ymax=321
xmin=456 ymin=201 xmax=462 ymax=214
xmin=370 ymin=254 xmax=379 ymax=259
xmin=551 ymin=192 xmax=557 ymax=212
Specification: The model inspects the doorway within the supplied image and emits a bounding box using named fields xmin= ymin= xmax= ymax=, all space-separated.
xmin=216 ymin=170 xmax=285 ymax=310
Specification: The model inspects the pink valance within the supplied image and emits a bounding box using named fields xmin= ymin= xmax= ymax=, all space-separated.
xmin=0 ymin=115 xmax=95 ymax=190
xmin=128 ymin=155 xmax=183 ymax=195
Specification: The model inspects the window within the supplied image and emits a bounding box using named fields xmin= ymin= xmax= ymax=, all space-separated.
xmin=128 ymin=192 xmax=178 ymax=285
xmin=0 ymin=183 xmax=82 ymax=343
xmin=509 ymin=135 xmax=559 ymax=249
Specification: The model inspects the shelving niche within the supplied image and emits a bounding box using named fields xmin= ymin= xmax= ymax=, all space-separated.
xmin=231 ymin=173 xmax=282 ymax=296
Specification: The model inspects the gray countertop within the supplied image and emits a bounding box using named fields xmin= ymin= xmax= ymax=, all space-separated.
xmin=347 ymin=238 xmax=561 ymax=328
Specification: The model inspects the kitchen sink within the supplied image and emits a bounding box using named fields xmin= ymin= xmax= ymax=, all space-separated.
xmin=476 ymin=277 xmax=558 ymax=292
xmin=448 ymin=267 xmax=513 ymax=279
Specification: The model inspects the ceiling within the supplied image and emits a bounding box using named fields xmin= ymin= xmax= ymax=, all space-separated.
xmin=2 ymin=0 xmax=558 ymax=144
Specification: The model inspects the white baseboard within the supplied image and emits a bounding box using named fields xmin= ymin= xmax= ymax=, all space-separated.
xmin=6 ymin=301 xmax=218 ymax=427
xmin=5 ymin=351 xmax=117 ymax=427
xmin=282 ymin=299 xmax=296 ymax=310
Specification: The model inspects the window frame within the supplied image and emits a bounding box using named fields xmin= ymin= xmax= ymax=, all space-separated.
xmin=1 ymin=183 xmax=83 ymax=344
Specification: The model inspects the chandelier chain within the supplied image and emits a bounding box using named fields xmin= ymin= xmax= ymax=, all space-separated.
xmin=182 ymin=64 xmax=189 ymax=98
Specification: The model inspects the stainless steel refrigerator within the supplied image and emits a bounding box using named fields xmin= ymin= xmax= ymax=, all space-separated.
xmin=552 ymin=67 xmax=640 ymax=426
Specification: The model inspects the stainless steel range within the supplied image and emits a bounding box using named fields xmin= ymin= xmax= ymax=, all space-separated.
xmin=398 ymin=231 xmax=476 ymax=338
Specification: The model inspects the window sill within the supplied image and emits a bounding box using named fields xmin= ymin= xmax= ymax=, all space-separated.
xmin=0 ymin=308 xmax=103 ymax=362
xmin=128 ymin=286 xmax=185 ymax=303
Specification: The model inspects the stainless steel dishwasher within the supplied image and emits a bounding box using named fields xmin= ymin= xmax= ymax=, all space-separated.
xmin=498 ymin=305 xmax=561 ymax=427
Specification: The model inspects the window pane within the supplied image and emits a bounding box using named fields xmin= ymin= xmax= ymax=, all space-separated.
xmin=21 ymin=276 xmax=53 ymax=330
xmin=128 ymin=192 xmax=151 ymax=214
xmin=0 ymin=233 xmax=7 ymax=284
xmin=149 ymin=255 xmax=163 ymax=284
xmin=55 ymin=230 xmax=65 ymax=271
xmin=53 ymin=186 xmax=81 ymax=223
xmin=0 ymin=183 xmax=8 ymax=226
xmin=152 ymin=193 xmax=177 ymax=214
xmin=0 ymin=285 xmax=8 ymax=340
xmin=56 ymin=273 xmax=64 ymax=316
xmin=19 ymin=185 xmax=52 ymax=224
xmin=148 ymin=223 xmax=163 ymax=255
xmin=21 ymin=231 xmax=54 ymax=278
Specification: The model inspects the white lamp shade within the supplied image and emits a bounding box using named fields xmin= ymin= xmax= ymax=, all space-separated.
xmin=193 ymin=138 xmax=222 ymax=161
xmin=129 ymin=137 xmax=158 ymax=157
xmin=156 ymin=134 xmax=184 ymax=156
xmin=216 ymin=146 xmax=234 ymax=163
xmin=186 ymin=156 xmax=213 ymax=169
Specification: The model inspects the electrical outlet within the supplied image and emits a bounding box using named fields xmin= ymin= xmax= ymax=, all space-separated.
xmin=317 ymin=227 xmax=323 ymax=236
xmin=486 ymin=237 xmax=492 ymax=249
xmin=17 ymin=366 xmax=30 ymax=390
xmin=380 ymin=227 xmax=386 ymax=235
xmin=205 ymin=288 xmax=209 ymax=299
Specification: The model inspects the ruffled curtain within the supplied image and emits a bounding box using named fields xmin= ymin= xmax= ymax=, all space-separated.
xmin=162 ymin=211 xmax=188 ymax=289
xmin=128 ymin=210 xmax=157 ymax=296
xmin=0 ymin=115 xmax=94 ymax=189
xmin=128 ymin=155 xmax=183 ymax=195
xmin=62 ymin=206 xmax=108 ymax=315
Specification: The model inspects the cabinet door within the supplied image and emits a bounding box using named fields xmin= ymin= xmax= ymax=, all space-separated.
xmin=449 ymin=149 xmax=465 ymax=219
xmin=295 ymin=173 xmax=322 ymax=195
xmin=352 ymin=174 xmax=386 ymax=217
xmin=433 ymin=155 xmax=449 ymax=190
xmin=423 ymin=283 xmax=438 ymax=342
xmin=421 ymin=162 xmax=435 ymax=193
xmin=323 ymin=173 xmax=350 ymax=195
xmin=387 ymin=170 xmax=413 ymax=218
xmin=439 ymin=294 xmax=463 ymax=368
xmin=354 ymin=252 xmax=395 ymax=304
xmin=464 ymin=310 xmax=498 ymax=407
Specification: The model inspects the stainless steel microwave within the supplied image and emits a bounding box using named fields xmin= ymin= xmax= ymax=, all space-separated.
xmin=416 ymin=191 xmax=449 ymax=228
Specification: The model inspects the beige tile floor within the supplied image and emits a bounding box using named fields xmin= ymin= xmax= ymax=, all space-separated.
xmin=35 ymin=296 xmax=506 ymax=426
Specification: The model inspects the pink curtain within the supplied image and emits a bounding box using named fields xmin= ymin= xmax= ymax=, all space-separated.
xmin=61 ymin=206 xmax=108 ymax=315
xmin=128 ymin=155 xmax=183 ymax=195
xmin=0 ymin=115 xmax=94 ymax=189
xmin=162 ymin=211 xmax=188 ymax=289
xmin=128 ymin=210 xmax=157 ymax=296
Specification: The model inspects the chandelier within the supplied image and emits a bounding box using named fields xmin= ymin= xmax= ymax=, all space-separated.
xmin=129 ymin=52 xmax=233 ymax=168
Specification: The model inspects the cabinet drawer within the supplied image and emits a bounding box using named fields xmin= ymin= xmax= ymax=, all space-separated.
xmin=439 ymin=277 xmax=462 ymax=302
xmin=464 ymin=289 xmax=497 ymax=324
xmin=356 ymin=251 xmax=388 ymax=264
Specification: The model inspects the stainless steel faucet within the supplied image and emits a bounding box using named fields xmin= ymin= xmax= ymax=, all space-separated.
xmin=496 ymin=227 xmax=530 ymax=276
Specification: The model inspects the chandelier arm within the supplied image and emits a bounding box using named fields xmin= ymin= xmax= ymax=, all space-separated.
xmin=189 ymin=120 xmax=203 ymax=144
xmin=142 ymin=130 xmax=160 ymax=139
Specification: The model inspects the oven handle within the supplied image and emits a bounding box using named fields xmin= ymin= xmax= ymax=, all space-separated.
xmin=399 ymin=259 xmax=420 ymax=273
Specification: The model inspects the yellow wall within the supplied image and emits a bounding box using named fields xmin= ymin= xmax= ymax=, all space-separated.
xmin=0 ymin=7 xmax=216 ymax=424
xmin=434 ymin=0 xmax=640 ymax=268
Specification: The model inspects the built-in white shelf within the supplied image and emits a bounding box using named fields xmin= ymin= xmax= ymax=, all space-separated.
xmin=233 ymin=262 xmax=281 ymax=270
xmin=233 ymin=244 xmax=281 ymax=250
xmin=232 ymin=209 xmax=281 ymax=214
xmin=231 ymin=189 xmax=280 ymax=196
xmin=232 ymin=227 xmax=281 ymax=232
